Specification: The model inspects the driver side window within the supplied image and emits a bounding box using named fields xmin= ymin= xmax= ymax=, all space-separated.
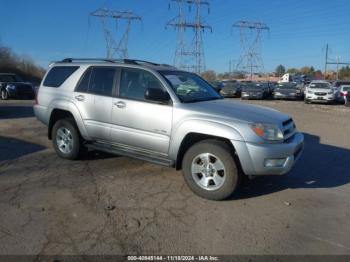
xmin=119 ymin=68 xmax=164 ymax=101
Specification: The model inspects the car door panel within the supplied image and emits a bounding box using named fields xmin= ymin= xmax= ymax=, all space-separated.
xmin=110 ymin=68 xmax=172 ymax=155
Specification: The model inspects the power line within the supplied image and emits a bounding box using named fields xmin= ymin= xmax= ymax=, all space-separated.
xmin=166 ymin=0 xmax=212 ymax=74
xmin=90 ymin=8 xmax=142 ymax=59
xmin=233 ymin=21 xmax=269 ymax=79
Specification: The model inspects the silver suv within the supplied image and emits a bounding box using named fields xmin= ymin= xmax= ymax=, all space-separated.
xmin=34 ymin=58 xmax=304 ymax=200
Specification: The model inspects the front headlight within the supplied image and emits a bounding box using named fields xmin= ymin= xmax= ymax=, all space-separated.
xmin=250 ymin=123 xmax=284 ymax=141
xmin=328 ymin=91 xmax=333 ymax=95
xmin=307 ymin=90 xmax=313 ymax=94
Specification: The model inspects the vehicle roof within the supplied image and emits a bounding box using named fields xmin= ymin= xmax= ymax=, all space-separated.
xmin=0 ymin=73 xmax=16 ymax=75
xmin=50 ymin=58 xmax=180 ymax=72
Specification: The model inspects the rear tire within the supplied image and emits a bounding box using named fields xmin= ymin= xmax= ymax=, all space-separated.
xmin=1 ymin=89 xmax=9 ymax=100
xmin=52 ymin=118 xmax=84 ymax=160
xmin=182 ymin=140 xmax=240 ymax=200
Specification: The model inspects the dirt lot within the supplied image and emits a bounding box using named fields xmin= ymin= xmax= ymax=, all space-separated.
xmin=0 ymin=99 xmax=350 ymax=255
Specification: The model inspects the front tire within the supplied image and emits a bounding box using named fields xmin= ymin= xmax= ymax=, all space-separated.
xmin=52 ymin=118 xmax=84 ymax=160
xmin=182 ymin=140 xmax=240 ymax=200
xmin=1 ymin=89 xmax=9 ymax=100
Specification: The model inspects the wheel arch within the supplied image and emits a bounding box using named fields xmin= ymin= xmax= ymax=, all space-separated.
xmin=174 ymin=133 xmax=243 ymax=173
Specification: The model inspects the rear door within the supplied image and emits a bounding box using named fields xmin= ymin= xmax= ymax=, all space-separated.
xmin=110 ymin=67 xmax=173 ymax=155
xmin=73 ymin=66 xmax=117 ymax=140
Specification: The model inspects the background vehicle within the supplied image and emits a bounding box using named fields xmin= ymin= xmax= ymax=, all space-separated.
xmin=346 ymin=92 xmax=350 ymax=107
xmin=273 ymin=82 xmax=304 ymax=100
xmin=34 ymin=58 xmax=304 ymax=201
xmin=210 ymin=80 xmax=223 ymax=94
xmin=335 ymin=85 xmax=350 ymax=104
xmin=241 ymin=82 xmax=269 ymax=100
xmin=304 ymin=81 xmax=335 ymax=104
xmin=0 ymin=73 xmax=35 ymax=100
xmin=219 ymin=80 xmax=242 ymax=98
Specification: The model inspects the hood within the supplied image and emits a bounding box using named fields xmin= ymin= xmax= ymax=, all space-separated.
xmin=308 ymin=88 xmax=332 ymax=93
xmin=0 ymin=82 xmax=32 ymax=87
xmin=184 ymin=99 xmax=290 ymax=124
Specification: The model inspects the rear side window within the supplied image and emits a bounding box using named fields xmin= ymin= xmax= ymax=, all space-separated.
xmin=75 ymin=67 xmax=116 ymax=97
xmin=43 ymin=66 xmax=79 ymax=87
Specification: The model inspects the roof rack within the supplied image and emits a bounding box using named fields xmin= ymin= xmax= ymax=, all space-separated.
xmin=60 ymin=58 xmax=119 ymax=63
xmin=58 ymin=58 xmax=177 ymax=68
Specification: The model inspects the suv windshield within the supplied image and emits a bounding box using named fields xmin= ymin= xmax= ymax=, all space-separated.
xmin=0 ymin=74 xmax=23 ymax=82
xmin=309 ymin=83 xmax=330 ymax=89
xmin=160 ymin=71 xmax=222 ymax=103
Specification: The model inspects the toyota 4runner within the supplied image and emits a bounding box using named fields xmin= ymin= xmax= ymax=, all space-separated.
xmin=34 ymin=58 xmax=304 ymax=200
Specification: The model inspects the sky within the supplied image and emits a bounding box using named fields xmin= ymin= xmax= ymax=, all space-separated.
xmin=1 ymin=0 xmax=350 ymax=73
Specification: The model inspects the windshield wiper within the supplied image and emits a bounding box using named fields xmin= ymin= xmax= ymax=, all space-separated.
xmin=183 ymin=97 xmax=222 ymax=103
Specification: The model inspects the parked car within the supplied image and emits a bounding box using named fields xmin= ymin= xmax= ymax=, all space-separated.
xmin=219 ymin=80 xmax=242 ymax=98
xmin=241 ymin=82 xmax=269 ymax=100
xmin=34 ymin=58 xmax=304 ymax=200
xmin=0 ymin=73 xmax=35 ymax=100
xmin=346 ymin=92 xmax=350 ymax=107
xmin=210 ymin=80 xmax=223 ymax=94
xmin=304 ymin=80 xmax=335 ymax=104
xmin=273 ymin=82 xmax=304 ymax=100
xmin=335 ymin=85 xmax=350 ymax=104
xmin=332 ymin=81 xmax=350 ymax=90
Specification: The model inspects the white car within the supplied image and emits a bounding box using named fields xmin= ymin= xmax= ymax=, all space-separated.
xmin=304 ymin=81 xmax=335 ymax=104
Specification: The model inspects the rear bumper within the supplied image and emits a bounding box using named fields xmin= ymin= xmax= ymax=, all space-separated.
xmin=232 ymin=132 xmax=304 ymax=175
xmin=33 ymin=104 xmax=49 ymax=125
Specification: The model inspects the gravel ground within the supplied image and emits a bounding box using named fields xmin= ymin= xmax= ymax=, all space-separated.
xmin=0 ymin=99 xmax=349 ymax=255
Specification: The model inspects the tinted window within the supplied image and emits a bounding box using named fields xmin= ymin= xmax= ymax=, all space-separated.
xmin=75 ymin=67 xmax=92 ymax=93
xmin=120 ymin=68 xmax=164 ymax=101
xmin=43 ymin=66 xmax=79 ymax=87
xmin=87 ymin=67 xmax=116 ymax=96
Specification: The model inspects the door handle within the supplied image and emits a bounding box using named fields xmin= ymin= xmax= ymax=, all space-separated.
xmin=114 ymin=101 xmax=126 ymax=108
xmin=75 ymin=95 xmax=85 ymax=101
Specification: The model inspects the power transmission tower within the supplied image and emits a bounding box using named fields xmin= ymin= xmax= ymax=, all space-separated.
xmin=233 ymin=21 xmax=269 ymax=80
xmin=90 ymin=8 xmax=141 ymax=59
xmin=167 ymin=0 xmax=212 ymax=74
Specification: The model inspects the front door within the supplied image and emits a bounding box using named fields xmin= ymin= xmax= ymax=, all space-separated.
xmin=110 ymin=68 xmax=172 ymax=155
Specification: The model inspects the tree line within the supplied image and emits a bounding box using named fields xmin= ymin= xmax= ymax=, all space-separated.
xmin=0 ymin=43 xmax=45 ymax=84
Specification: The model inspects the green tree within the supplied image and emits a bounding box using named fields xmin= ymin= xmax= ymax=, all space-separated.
xmin=201 ymin=70 xmax=217 ymax=82
xmin=338 ymin=66 xmax=350 ymax=80
xmin=275 ymin=64 xmax=286 ymax=77
xmin=287 ymin=68 xmax=299 ymax=74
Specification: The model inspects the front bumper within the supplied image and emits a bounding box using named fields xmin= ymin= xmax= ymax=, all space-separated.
xmin=306 ymin=93 xmax=334 ymax=103
xmin=241 ymin=92 xmax=263 ymax=99
xmin=231 ymin=132 xmax=304 ymax=175
xmin=274 ymin=92 xmax=302 ymax=100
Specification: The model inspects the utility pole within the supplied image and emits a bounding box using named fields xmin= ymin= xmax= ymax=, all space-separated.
xmin=167 ymin=0 xmax=212 ymax=74
xmin=324 ymin=43 xmax=328 ymax=80
xmin=336 ymin=56 xmax=340 ymax=80
xmin=90 ymin=8 xmax=142 ymax=59
xmin=233 ymin=21 xmax=269 ymax=80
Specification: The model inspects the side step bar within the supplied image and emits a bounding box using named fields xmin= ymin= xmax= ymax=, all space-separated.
xmin=87 ymin=142 xmax=175 ymax=167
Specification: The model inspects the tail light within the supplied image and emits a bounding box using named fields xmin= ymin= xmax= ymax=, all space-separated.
xmin=341 ymin=92 xmax=347 ymax=97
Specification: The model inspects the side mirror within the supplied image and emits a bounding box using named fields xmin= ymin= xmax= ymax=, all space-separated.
xmin=144 ymin=88 xmax=170 ymax=103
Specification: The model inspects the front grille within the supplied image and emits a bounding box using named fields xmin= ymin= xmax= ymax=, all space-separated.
xmin=315 ymin=92 xmax=327 ymax=96
xmin=282 ymin=118 xmax=296 ymax=141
